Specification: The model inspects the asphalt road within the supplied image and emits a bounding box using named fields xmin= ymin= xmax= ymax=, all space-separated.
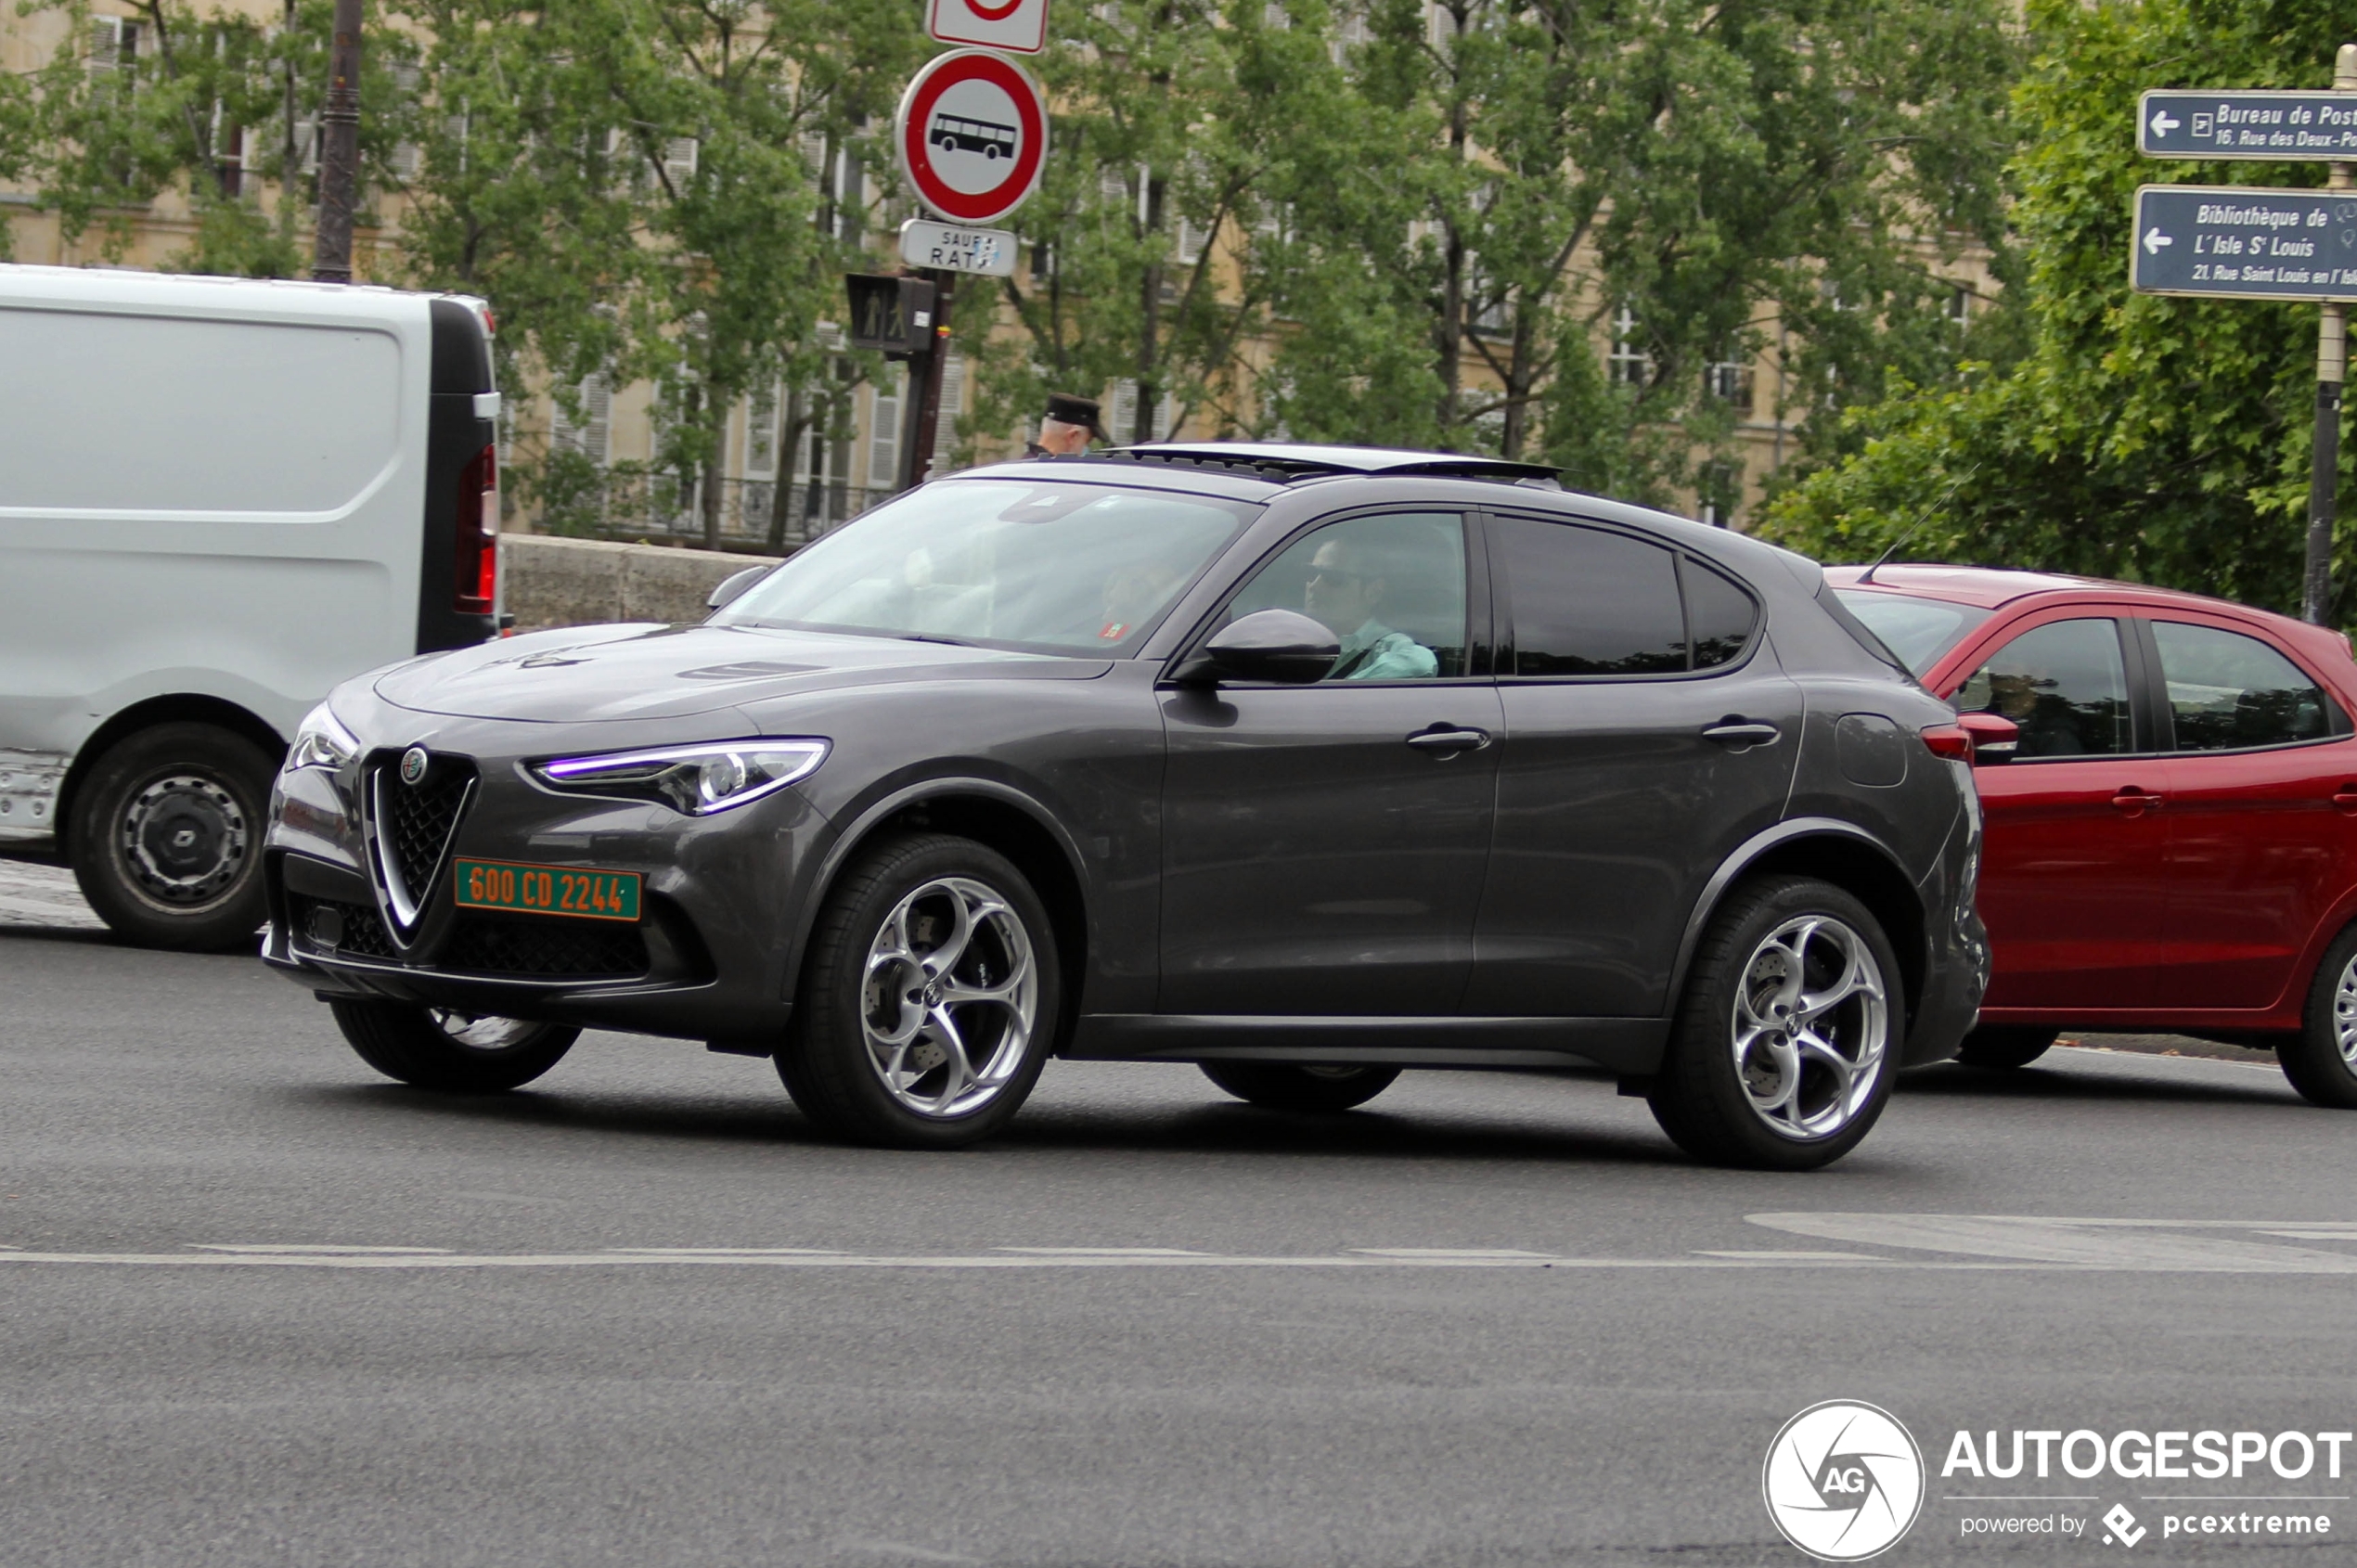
xmin=5 ymin=868 xmax=2355 ymax=1566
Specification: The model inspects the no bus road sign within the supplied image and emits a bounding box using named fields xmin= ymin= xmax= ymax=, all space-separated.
xmin=926 ymin=0 xmax=1050 ymax=55
xmin=895 ymin=49 xmax=1049 ymax=227
xmin=2130 ymin=185 xmax=2357 ymax=302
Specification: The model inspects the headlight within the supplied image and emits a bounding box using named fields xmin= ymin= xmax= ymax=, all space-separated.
xmin=286 ymin=703 xmax=360 ymax=773
xmin=531 ymin=739 xmax=829 ymax=816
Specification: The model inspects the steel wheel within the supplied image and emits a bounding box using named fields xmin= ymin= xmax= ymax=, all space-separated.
xmin=859 ymin=875 xmax=1038 ymax=1120
xmin=1730 ymin=914 xmax=1891 ymax=1142
xmin=119 ymin=773 xmax=250 ymax=909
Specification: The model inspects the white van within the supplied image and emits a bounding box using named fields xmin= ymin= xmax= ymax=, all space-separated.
xmin=0 ymin=265 xmax=501 ymax=949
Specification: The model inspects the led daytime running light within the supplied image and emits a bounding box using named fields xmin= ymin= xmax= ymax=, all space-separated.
xmin=535 ymin=739 xmax=829 ymax=815
xmin=286 ymin=703 xmax=361 ymax=772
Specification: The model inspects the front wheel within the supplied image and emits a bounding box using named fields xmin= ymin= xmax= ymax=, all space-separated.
xmin=1648 ymin=876 xmax=1903 ymax=1170
xmin=2282 ymin=924 xmax=2357 ymax=1108
xmin=328 ymin=999 xmax=579 ymax=1092
xmin=1200 ymin=1061 xmax=1400 ymax=1112
xmin=1954 ymin=1026 xmax=2059 ymax=1070
xmin=70 ymin=722 xmax=276 ymax=951
xmin=777 ymin=833 xmax=1060 ymax=1149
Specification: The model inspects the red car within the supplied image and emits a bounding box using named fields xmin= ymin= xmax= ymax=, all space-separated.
xmin=1826 ymin=564 xmax=2357 ymax=1107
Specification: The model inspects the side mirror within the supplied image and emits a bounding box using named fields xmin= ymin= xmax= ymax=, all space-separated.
xmin=706 ymin=565 xmax=769 ymax=610
xmin=1956 ymin=711 xmax=2019 ymax=764
xmin=1168 ymin=609 xmax=1340 ymax=686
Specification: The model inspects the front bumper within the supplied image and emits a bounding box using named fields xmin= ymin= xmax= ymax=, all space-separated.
xmin=263 ymin=710 xmax=833 ymax=1043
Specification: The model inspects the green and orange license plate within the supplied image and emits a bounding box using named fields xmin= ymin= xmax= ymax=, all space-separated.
xmin=453 ymin=858 xmax=641 ymax=922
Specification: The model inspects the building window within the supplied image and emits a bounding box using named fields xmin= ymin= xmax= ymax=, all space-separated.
xmin=548 ymin=376 xmax=612 ymax=467
xmin=1607 ymin=305 xmax=1651 ymax=388
xmin=868 ymin=372 xmax=902 ymax=490
xmin=1945 ymin=285 xmax=1973 ymax=326
xmin=1697 ymin=460 xmax=1741 ymax=530
xmin=1705 ymin=348 xmax=1753 ymax=414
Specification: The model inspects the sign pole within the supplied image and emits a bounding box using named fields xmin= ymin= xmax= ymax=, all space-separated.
xmin=2304 ymin=42 xmax=2357 ymax=624
xmin=900 ymin=269 xmax=957 ymax=491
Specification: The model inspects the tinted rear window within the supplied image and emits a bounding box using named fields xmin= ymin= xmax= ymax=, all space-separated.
xmin=1493 ymin=517 xmax=1686 ymax=675
xmin=1832 ymin=588 xmax=1992 ymax=677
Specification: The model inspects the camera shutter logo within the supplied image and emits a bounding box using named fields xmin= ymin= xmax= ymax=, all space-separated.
xmin=1762 ymin=1400 xmax=1926 ymax=1562
xmin=399 ymin=747 xmax=430 ymax=787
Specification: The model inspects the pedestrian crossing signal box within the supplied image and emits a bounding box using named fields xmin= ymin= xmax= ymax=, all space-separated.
xmin=845 ymin=274 xmax=938 ymax=359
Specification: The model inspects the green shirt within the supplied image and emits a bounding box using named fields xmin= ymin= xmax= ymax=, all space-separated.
xmin=1331 ymin=620 xmax=1437 ymax=681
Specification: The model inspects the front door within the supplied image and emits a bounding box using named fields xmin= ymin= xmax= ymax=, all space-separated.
xmin=1159 ymin=510 xmax=1500 ymax=1016
xmin=1463 ymin=515 xmax=1802 ymax=1017
xmin=2142 ymin=616 xmax=2357 ymax=1011
xmin=1947 ymin=615 xmax=2170 ymax=1010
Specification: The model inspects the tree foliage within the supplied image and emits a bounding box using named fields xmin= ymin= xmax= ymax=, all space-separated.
xmin=1766 ymin=0 xmax=2357 ymax=618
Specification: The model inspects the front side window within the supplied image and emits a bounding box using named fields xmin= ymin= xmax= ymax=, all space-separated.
xmin=714 ymin=480 xmax=1256 ymax=654
xmin=2151 ymin=621 xmax=2340 ymax=751
xmin=1224 ymin=512 xmax=1467 ymax=680
xmin=1491 ymin=517 xmax=1686 ymax=675
xmin=1951 ymin=618 xmax=2132 ymax=757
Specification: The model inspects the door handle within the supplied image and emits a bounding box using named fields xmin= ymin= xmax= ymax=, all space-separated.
xmin=2334 ymin=785 xmax=2357 ymax=816
xmin=1405 ymin=726 xmax=1491 ymax=756
xmin=1701 ymin=719 xmax=1782 ymax=749
xmin=2111 ymin=787 xmax=2165 ymax=817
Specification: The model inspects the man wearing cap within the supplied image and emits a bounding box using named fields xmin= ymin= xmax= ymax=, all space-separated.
xmin=1027 ymin=393 xmax=1109 ymax=456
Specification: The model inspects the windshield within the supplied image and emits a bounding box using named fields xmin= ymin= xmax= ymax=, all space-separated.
xmin=714 ymin=480 xmax=1258 ymax=654
xmin=1832 ymin=588 xmax=1993 ymax=678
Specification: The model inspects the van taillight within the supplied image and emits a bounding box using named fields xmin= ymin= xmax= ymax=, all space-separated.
xmin=455 ymin=444 xmax=496 ymax=613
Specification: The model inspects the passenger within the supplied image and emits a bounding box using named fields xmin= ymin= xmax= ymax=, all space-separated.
xmin=1304 ymin=537 xmax=1436 ymax=680
xmin=1986 ymin=667 xmax=2085 ymax=756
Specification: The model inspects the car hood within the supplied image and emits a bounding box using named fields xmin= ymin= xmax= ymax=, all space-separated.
xmin=374 ymin=623 xmax=1114 ymax=722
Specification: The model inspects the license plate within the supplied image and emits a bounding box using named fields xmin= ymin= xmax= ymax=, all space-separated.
xmin=452 ymin=858 xmax=641 ymax=922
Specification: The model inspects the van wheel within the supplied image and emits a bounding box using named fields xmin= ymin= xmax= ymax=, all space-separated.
xmin=2281 ymin=924 xmax=2357 ymax=1109
xmin=778 ymin=833 xmax=1059 ymax=1149
xmin=71 ymin=723 xmax=276 ymax=952
xmin=1199 ymin=1061 xmax=1400 ymax=1112
xmin=1954 ymin=1026 xmax=2059 ymax=1070
xmin=328 ymin=999 xmax=579 ymax=1092
xmin=1647 ymin=876 xmax=1903 ymax=1170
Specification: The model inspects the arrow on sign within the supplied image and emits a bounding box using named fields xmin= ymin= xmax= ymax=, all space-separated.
xmin=2150 ymin=109 xmax=2181 ymax=136
xmin=2143 ymin=227 xmax=2173 ymax=255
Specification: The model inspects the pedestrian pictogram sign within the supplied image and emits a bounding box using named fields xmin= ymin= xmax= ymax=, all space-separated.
xmin=926 ymin=0 xmax=1050 ymax=55
xmin=895 ymin=49 xmax=1049 ymax=226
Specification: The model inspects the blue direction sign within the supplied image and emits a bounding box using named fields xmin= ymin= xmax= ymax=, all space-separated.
xmin=2131 ymin=185 xmax=2357 ymax=302
xmin=2138 ymin=90 xmax=2357 ymax=160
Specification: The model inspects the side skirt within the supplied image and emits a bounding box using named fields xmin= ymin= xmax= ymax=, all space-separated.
xmin=1064 ymin=1014 xmax=1667 ymax=1075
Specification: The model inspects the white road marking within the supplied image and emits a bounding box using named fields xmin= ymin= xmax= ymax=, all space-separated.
xmin=1350 ymin=1247 xmax=1554 ymax=1258
xmin=0 ymin=862 xmax=105 ymax=930
xmin=1693 ymin=1250 xmax=1877 ymax=1260
xmin=193 ymin=1243 xmax=455 ymax=1254
xmin=992 ymin=1246 xmax=1208 ymax=1256
xmin=604 ymin=1247 xmax=844 ymax=1256
xmin=1749 ymin=1213 xmax=2357 ymax=1271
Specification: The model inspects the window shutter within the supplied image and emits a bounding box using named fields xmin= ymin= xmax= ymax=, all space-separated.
xmin=929 ymin=354 xmax=965 ymax=475
xmin=663 ymin=137 xmax=699 ymax=186
xmin=1174 ymin=216 xmax=1204 ymax=266
xmin=745 ymin=383 xmax=779 ymax=480
xmin=1153 ymin=390 xmax=1178 ymax=442
xmin=868 ymin=374 xmax=902 ymax=489
xmin=1108 ymin=379 xmax=1140 ymax=444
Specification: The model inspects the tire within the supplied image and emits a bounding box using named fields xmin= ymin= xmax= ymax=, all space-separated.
xmin=328 ymin=999 xmax=579 ymax=1093
xmin=1200 ymin=1061 xmax=1400 ymax=1112
xmin=777 ymin=833 xmax=1060 ymax=1149
xmin=2281 ymin=923 xmax=2357 ymax=1108
xmin=70 ymin=722 xmax=277 ymax=952
xmin=1647 ymin=876 xmax=1905 ymax=1171
xmin=1953 ymin=1026 xmax=2059 ymax=1070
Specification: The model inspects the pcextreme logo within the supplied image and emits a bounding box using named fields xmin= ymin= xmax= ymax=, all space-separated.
xmin=1763 ymin=1400 xmax=1927 ymax=1562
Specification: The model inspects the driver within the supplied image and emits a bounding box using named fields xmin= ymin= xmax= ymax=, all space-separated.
xmin=1304 ymin=536 xmax=1436 ymax=681
xmin=1986 ymin=667 xmax=2084 ymax=756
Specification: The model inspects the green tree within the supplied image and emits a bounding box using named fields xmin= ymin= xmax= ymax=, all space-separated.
xmin=1767 ymin=0 xmax=2357 ymax=617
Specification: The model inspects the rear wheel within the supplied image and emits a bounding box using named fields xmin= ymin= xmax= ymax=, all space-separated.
xmin=1648 ymin=876 xmax=1902 ymax=1171
xmin=2281 ymin=924 xmax=2357 ymax=1109
xmin=328 ymin=999 xmax=578 ymax=1092
xmin=71 ymin=722 xmax=276 ymax=951
xmin=1953 ymin=1026 xmax=2059 ymax=1070
xmin=1199 ymin=1061 xmax=1400 ymax=1112
xmin=778 ymin=833 xmax=1059 ymax=1149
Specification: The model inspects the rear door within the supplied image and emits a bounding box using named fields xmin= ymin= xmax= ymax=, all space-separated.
xmin=1463 ymin=514 xmax=1800 ymax=1018
xmin=1943 ymin=614 xmax=2169 ymax=1009
xmin=2139 ymin=616 xmax=2357 ymax=1010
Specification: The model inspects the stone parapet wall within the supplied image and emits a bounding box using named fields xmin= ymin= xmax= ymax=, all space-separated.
xmin=502 ymin=533 xmax=779 ymax=631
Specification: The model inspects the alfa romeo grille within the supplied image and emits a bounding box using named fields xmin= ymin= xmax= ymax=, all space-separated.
xmin=367 ymin=753 xmax=476 ymax=928
xmin=443 ymin=915 xmax=649 ymax=979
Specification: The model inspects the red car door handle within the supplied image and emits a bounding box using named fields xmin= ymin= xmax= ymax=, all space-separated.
xmin=2334 ymin=785 xmax=2357 ymax=815
xmin=2111 ymin=788 xmax=2164 ymax=816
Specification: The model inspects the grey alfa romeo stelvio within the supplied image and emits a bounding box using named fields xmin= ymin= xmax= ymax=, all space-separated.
xmin=264 ymin=443 xmax=1988 ymax=1168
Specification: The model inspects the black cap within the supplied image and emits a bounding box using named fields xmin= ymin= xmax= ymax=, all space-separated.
xmin=1044 ymin=392 xmax=1109 ymax=443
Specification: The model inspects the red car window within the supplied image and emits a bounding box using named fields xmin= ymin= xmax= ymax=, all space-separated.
xmin=2149 ymin=621 xmax=2341 ymax=751
xmin=1952 ymin=618 xmax=2133 ymax=758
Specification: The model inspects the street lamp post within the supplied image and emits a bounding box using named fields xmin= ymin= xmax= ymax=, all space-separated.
xmin=311 ymin=0 xmax=364 ymax=284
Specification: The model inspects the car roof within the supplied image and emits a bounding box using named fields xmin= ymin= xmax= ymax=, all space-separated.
xmin=1032 ymin=441 xmax=1565 ymax=487
xmin=1825 ymin=562 xmax=2281 ymax=619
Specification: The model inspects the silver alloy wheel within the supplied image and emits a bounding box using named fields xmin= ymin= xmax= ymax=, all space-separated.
xmin=119 ymin=773 xmax=248 ymax=907
xmin=2332 ymin=952 xmax=2357 ymax=1068
xmin=1730 ymin=914 xmax=1890 ymax=1141
xmin=431 ymin=1011 xmax=544 ymax=1051
xmin=860 ymin=875 xmax=1038 ymax=1120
